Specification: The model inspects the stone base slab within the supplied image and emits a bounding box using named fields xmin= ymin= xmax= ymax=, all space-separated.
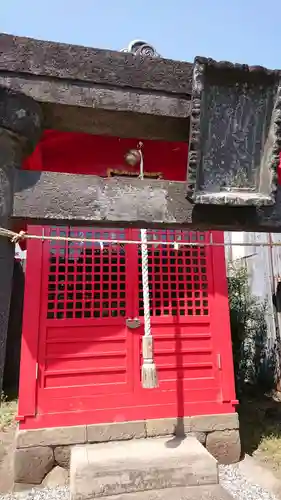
xmin=14 ymin=413 xmax=240 ymax=486
xmin=70 ymin=437 xmax=218 ymax=499
xmin=75 ymin=485 xmax=234 ymax=500
xmin=16 ymin=414 xmax=239 ymax=448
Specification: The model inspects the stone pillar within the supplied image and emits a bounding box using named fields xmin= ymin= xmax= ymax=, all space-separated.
xmin=0 ymin=87 xmax=42 ymax=395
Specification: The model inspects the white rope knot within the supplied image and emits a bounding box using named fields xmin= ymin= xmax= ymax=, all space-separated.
xmin=11 ymin=230 xmax=26 ymax=244
xmin=0 ymin=228 xmax=26 ymax=244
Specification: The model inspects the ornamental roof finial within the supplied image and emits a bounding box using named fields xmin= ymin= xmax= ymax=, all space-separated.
xmin=120 ymin=40 xmax=160 ymax=58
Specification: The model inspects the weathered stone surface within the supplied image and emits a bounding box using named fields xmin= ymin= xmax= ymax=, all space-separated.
xmin=187 ymin=57 xmax=280 ymax=207
xmin=13 ymin=169 xmax=281 ymax=232
xmin=188 ymin=432 xmax=207 ymax=446
xmin=0 ymin=33 xmax=193 ymax=95
xmin=0 ymin=34 xmax=192 ymax=141
xmin=0 ymin=78 xmax=190 ymax=142
xmin=146 ymin=418 xmax=176 ymax=437
xmin=0 ymin=88 xmax=42 ymax=395
xmin=206 ymin=429 xmax=241 ymax=465
xmin=78 ymin=485 xmax=233 ymax=500
xmin=190 ymin=413 xmax=239 ymax=432
xmin=54 ymin=445 xmax=71 ymax=469
xmin=13 ymin=171 xmax=193 ymax=227
xmin=42 ymin=466 xmax=69 ymax=488
xmin=42 ymin=103 xmax=188 ymax=142
xmin=70 ymin=437 xmax=218 ymax=499
xmin=87 ymin=421 xmax=146 ymax=443
xmin=16 ymin=425 xmax=86 ymax=448
xmin=0 ymin=87 xmax=42 ymax=152
xmin=0 ymin=76 xmax=191 ymax=119
xmin=145 ymin=417 xmax=191 ymax=437
xmin=14 ymin=446 xmax=54 ymax=484
xmin=13 ymin=482 xmax=38 ymax=492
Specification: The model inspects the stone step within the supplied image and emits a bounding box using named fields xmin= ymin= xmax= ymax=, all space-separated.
xmin=70 ymin=436 xmax=219 ymax=500
xmin=77 ymin=485 xmax=234 ymax=500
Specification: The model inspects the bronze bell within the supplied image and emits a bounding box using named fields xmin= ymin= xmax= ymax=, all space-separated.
xmin=124 ymin=149 xmax=141 ymax=167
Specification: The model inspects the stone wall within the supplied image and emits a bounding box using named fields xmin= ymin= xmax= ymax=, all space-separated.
xmin=14 ymin=413 xmax=240 ymax=487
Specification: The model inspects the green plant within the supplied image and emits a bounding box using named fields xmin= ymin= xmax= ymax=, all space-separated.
xmin=0 ymin=392 xmax=17 ymax=431
xmin=228 ymin=263 xmax=276 ymax=397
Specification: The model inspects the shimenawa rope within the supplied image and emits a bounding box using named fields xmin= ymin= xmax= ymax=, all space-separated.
xmin=2 ymin=227 xmax=281 ymax=249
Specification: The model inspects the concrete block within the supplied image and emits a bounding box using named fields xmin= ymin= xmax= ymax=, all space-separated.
xmin=84 ymin=485 xmax=233 ymax=500
xmin=14 ymin=446 xmax=54 ymax=484
xmin=42 ymin=466 xmax=69 ymax=487
xmin=145 ymin=418 xmax=176 ymax=437
xmin=54 ymin=445 xmax=71 ymax=469
xmin=70 ymin=437 xmax=218 ymax=500
xmin=206 ymin=429 xmax=241 ymax=464
xmin=146 ymin=418 xmax=191 ymax=437
xmin=16 ymin=425 xmax=87 ymax=448
xmin=13 ymin=483 xmax=39 ymax=492
xmin=87 ymin=421 xmax=145 ymax=443
xmin=190 ymin=414 xmax=239 ymax=433
xmin=188 ymin=432 xmax=206 ymax=446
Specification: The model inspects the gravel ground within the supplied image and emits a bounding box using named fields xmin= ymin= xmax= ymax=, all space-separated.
xmin=0 ymin=465 xmax=279 ymax=500
xmin=0 ymin=487 xmax=69 ymax=500
xmin=219 ymin=464 xmax=280 ymax=500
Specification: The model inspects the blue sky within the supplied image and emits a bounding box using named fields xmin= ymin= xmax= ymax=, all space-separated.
xmin=1 ymin=0 xmax=280 ymax=68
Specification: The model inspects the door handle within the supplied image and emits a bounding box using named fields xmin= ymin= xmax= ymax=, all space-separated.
xmin=126 ymin=317 xmax=141 ymax=329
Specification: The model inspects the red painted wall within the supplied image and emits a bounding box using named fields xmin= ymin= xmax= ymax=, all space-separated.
xmin=16 ymin=130 xmax=189 ymax=250
xmin=18 ymin=130 xmax=237 ymax=429
xmin=23 ymin=130 xmax=188 ymax=180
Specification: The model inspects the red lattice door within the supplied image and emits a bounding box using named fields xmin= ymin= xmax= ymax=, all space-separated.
xmin=34 ymin=227 xmax=142 ymax=425
xmin=125 ymin=229 xmax=226 ymax=419
xmin=19 ymin=226 xmax=235 ymax=429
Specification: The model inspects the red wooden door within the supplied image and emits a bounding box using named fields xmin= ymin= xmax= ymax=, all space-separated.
xmin=18 ymin=226 xmax=236 ymax=429
xmin=35 ymin=227 xmax=141 ymax=425
xmin=127 ymin=229 xmax=225 ymax=419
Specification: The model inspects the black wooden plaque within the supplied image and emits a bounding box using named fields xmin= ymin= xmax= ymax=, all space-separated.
xmin=187 ymin=57 xmax=281 ymax=206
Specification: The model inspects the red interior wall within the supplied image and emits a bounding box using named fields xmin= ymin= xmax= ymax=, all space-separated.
xmin=23 ymin=130 xmax=188 ymax=180
xmin=15 ymin=131 xmax=189 ymax=248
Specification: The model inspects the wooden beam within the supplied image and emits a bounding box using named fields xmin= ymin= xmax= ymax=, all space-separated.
xmin=12 ymin=170 xmax=281 ymax=232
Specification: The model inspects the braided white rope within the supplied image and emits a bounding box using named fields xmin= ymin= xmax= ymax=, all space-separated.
xmin=138 ymin=148 xmax=158 ymax=388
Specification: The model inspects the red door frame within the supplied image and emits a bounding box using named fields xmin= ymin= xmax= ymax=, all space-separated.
xmin=18 ymin=227 xmax=237 ymax=429
xmin=17 ymin=227 xmax=43 ymax=422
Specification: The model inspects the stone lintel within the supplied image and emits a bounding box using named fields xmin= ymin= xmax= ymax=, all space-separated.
xmin=0 ymin=33 xmax=193 ymax=95
xmin=0 ymin=33 xmax=192 ymax=141
xmin=12 ymin=169 xmax=281 ymax=232
xmin=0 ymin=75 xmax=191 ymax=142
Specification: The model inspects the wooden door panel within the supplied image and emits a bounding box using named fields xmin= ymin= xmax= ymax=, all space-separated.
xmin=36 ymin=227 xmax=136 ymax=415
xmin=133 ymin=229 xmax=222 ymax=405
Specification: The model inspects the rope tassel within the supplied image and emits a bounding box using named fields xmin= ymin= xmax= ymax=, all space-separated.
xmin=142 ymin=337 xmax=158 ymax=389
xmin=140 ymin=227 xmax=158 ymax=388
